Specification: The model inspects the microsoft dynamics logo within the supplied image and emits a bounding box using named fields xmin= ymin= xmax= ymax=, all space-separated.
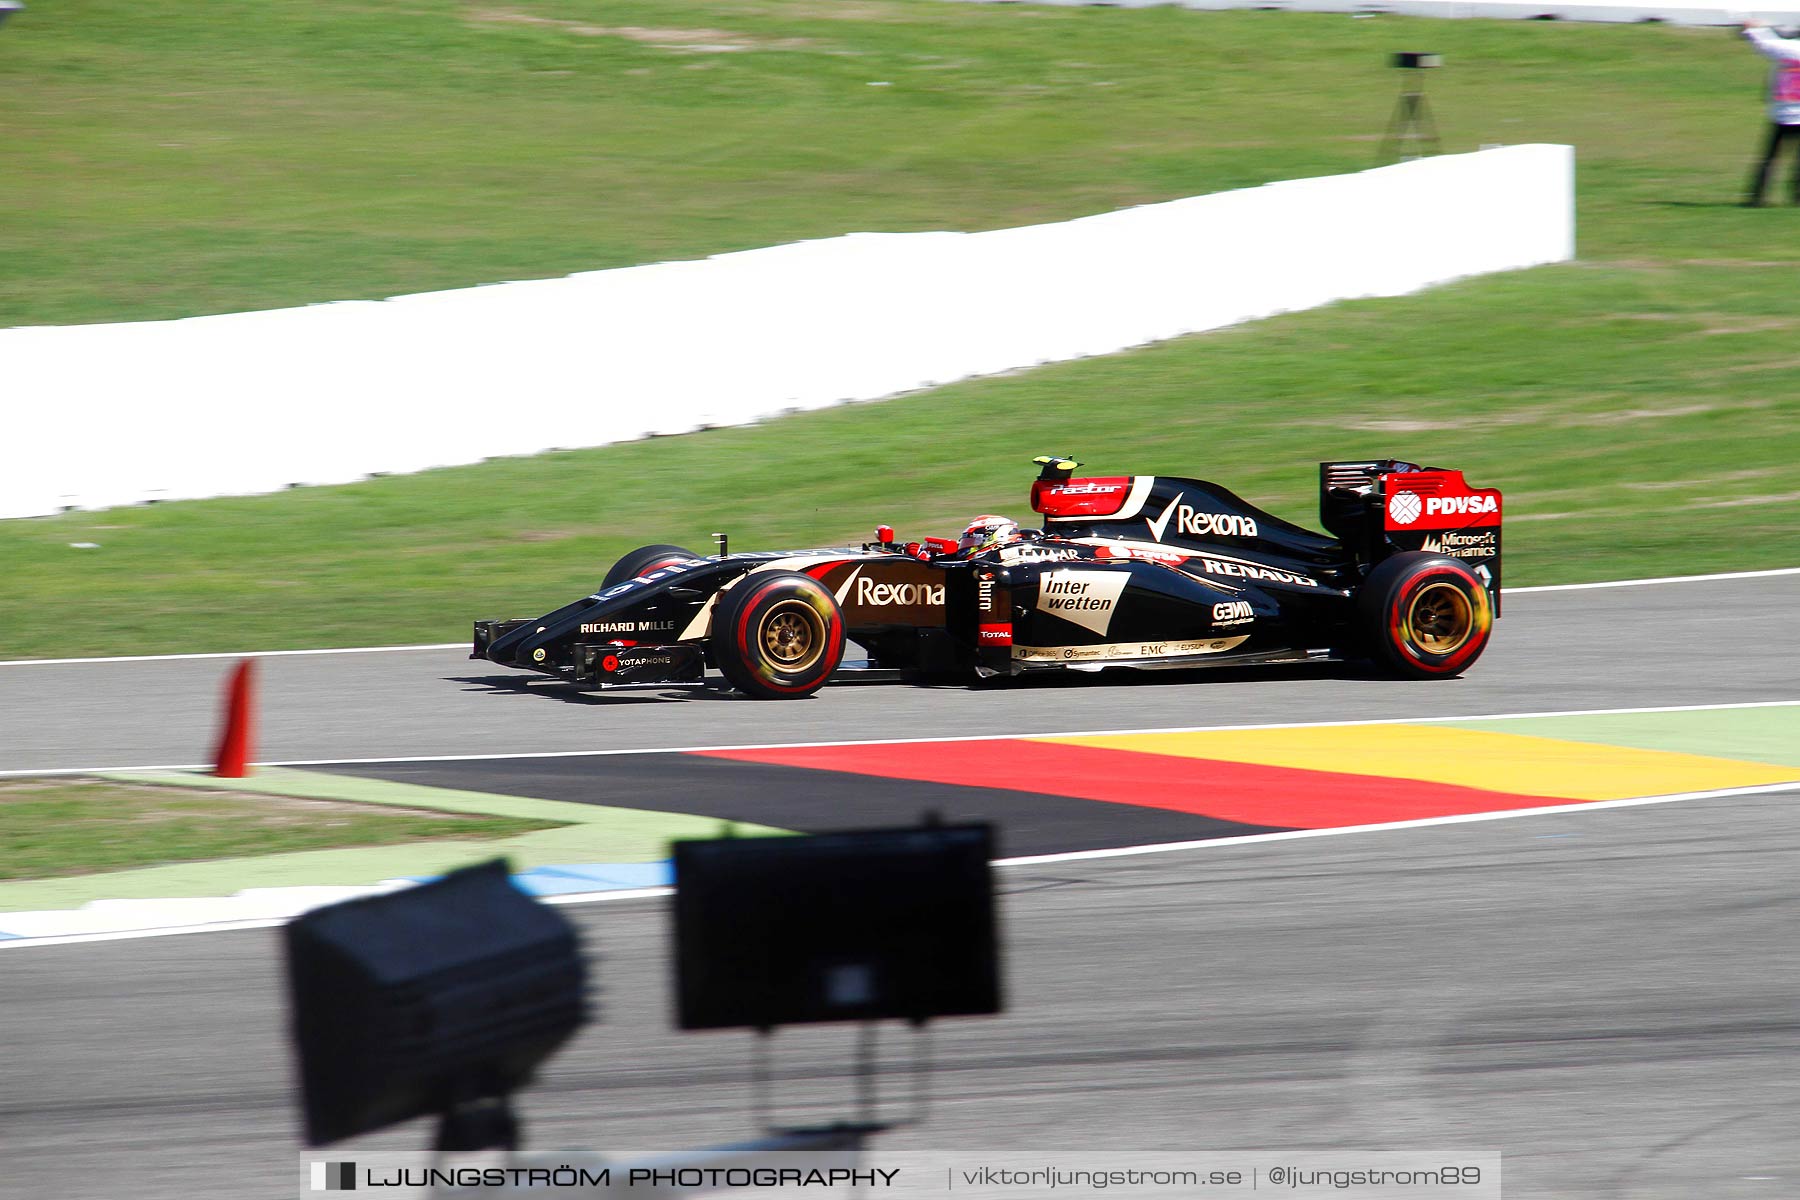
xmin=310 ymin=1162 xmax=357 ymax=1191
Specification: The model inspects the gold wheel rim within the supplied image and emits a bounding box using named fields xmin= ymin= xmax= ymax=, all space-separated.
xmin=1406 ymin=581 xmax=1474 ymax=655
xmin=760 ymin=600 xmax=826 ymax=672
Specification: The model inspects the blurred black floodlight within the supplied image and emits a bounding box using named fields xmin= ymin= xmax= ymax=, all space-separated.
xmin=673 ymin=824 xmax=1001 ymax=1031
xmin=1393 ymin=52 xmax=1442 ymax=69
xmin=285 ymin=859 xmax=589 ymax=1149
xmin=0 ymin=2 xmax=21 ymax=28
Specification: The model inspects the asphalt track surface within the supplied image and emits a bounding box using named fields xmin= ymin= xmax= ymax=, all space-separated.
xmin=4 ymin=574 xmax=1799 ymax=773
xmin=8 ymin=796 xmax=1800 ymax=1199
xmin=5 ymin=574 xmax=1800 ymax=1200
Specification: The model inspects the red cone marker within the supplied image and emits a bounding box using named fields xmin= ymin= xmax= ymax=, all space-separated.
xmin=213 ymin=659 xmax=256 ymax=778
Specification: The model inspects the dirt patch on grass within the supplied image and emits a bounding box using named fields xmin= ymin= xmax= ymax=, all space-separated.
xmin=1714 ymin=355 xmax=1800 ymax=375
xmin=1587 ymin=311 xmax=1800 ymax=336
xmin=1689 ymin=490 xmax=1800 ymax=510
xmin=1620 ymin=467 xmax=1787 ymax=492
xmin=468 ymin=9 xmax=812 ymax=53
xmin=1328 ymin=396 xmax=1772 ymax=434
xmin=1560 ymin=402 xmax=1724 ymax=426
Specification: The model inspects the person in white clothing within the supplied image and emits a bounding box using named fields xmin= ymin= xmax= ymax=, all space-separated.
xmin=1742 ymin=20 xmax=1800 ymax=205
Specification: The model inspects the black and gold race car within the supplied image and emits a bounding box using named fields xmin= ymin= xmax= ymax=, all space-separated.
xmin=472 ymin=455 xmax=1502 ymax=699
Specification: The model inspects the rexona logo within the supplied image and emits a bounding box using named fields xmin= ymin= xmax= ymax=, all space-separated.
xmin=1178 ymin=509 xmax=1258 ymax=538
xmin=854 ymin=577 xmax=945 ymax=607
xmin=1212 ymin=600 xmax=1255 ymax=626
xmin=1146 ymin=493 xmax=1260 ymax=542
xmin=1035 ymin=569 xmax=1129 ymax=636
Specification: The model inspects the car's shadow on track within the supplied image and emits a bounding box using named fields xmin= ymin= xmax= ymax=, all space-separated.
xmin=969 ymin=659 xmax=1395 ymax=692
xmin=450 ymin=658 xmax=1412 ymax=705
xmin=447 ymin=673 xmax=771 ymax=704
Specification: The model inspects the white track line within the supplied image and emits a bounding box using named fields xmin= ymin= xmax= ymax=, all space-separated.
xmin=10 ymin=780 xmax=1799 ymax=949
xmin=1507 ymin=566 xmax=1800 ymax=593
xmin=995 ymin=781 xmax=1800 ymax=866
xmin=0 ymin=643 xmax=465 ymax=667
xmin=0 ymin=884 xmax=675 ymax=950
xmin=6 ymin=698 xmax=1797 ymax=780
xmin=2 ymin=566 xmax=1796 ymax=668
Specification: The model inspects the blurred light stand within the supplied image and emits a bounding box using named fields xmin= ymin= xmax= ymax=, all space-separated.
xmin=1381 ymin=52 xmax=1442 ymax=164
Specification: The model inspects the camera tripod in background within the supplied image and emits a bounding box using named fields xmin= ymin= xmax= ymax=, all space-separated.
xmin=1381 ymin=52 xmax=1442 ymax=164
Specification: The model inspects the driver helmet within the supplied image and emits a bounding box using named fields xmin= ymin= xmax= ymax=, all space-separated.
xmin=957 ymin=514 xmax=1020 ymax=556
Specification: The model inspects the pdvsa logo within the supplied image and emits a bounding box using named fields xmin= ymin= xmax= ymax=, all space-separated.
xmin=1425 ymin=495 xmax=1500 ymax=518
xmin=1388 ymin=490 xmax=1423 ymax=526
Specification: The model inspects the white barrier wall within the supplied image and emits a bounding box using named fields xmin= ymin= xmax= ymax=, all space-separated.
xmin=966 ymin=0 xmax=1796 ymax=26
xmin=1 ymin=144 xmax=1574 ymax=519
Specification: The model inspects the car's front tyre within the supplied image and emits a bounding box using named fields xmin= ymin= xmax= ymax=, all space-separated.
xmin=602 ymin=543 xmax=702 ymax=590
xmin=710 ymin=570 xmax=846 ymax=699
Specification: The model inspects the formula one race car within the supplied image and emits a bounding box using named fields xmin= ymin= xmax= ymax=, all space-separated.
xmin=472 ymin=455 xmax=1502 ymax=699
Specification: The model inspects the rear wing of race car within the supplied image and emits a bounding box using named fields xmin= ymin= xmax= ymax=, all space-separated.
xmin=1320 ymin=460 xmax=1503 ymax=615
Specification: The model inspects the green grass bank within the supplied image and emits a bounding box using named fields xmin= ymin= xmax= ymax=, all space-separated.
xmin=4 ymin=2 xmax=1797 ymax=657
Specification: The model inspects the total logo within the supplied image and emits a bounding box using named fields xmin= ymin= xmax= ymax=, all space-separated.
xmin=1212 ymin=600 xmax=1255 ymax=626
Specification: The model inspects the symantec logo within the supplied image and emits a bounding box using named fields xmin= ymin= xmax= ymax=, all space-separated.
xmin=1383 ymin=471 xmax=1503 ymax=532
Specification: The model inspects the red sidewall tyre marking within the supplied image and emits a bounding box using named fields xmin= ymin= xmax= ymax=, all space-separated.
xmin=1386 ymin=564 xmax=1491 ymax=675
xmin=732 ymin=578 xmax=844 ymax=694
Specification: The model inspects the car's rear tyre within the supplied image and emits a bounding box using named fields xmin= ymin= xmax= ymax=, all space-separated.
xmin=711 ymin=570 xmax=846 ymax=700
xmin=1358 ymin=552 xmax=1493 ymax=678
xmin=602 ymin=543 xmax=701 ymax=590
